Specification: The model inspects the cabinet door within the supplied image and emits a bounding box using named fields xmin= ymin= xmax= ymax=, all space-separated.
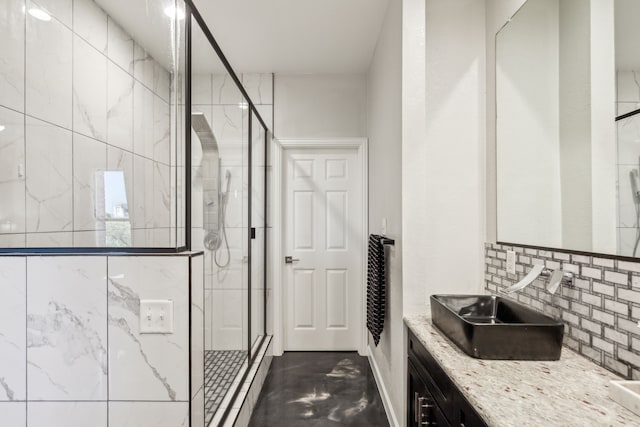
xmin=408 ymin=360 xmax=449 ymax=427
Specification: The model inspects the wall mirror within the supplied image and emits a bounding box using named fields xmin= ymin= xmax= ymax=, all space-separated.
xmin=496 ymin=0 xmax=640 ymax=258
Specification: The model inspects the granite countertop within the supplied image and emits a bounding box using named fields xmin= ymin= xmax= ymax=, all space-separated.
xmin=405 ymin=311 xmax=640 ymax=427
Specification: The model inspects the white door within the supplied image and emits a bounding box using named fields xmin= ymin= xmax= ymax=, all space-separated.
xmin=283 ymin=148 xmax=363 ymax=350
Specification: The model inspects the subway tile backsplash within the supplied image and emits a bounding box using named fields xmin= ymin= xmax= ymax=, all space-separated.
xmin=485 ymin=243 xmax=640 ymax=379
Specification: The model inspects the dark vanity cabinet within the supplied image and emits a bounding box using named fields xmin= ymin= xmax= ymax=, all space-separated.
xmin=408 ymin=331 xmax=487 ymax=427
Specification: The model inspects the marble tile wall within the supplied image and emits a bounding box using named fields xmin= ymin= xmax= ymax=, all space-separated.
xmin=0 ymin=253 xmax=202 ymax=427
xmin=190 ymin=73 xmax=273 ymax=352
xmin=616 ymin=71 xmax=640 ymax=256
xmin=0 ymin=0 xmax=175 ymax=248
xmin=485 ymin=243 xmax=640 ymax=379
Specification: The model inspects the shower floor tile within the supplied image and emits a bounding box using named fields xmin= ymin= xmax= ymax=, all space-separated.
xmin=205 ymin=350 xmax=246 ymax=425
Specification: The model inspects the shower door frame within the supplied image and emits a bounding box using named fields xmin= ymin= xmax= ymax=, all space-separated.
xmin=185 ymin=0 xmax=270 ymax=425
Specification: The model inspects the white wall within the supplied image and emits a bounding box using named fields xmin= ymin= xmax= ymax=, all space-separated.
xmin=273 ymin=74 xmax=367 ymax=138
xmin=366 ymin=0 xmax=402 ymax=424
xmin=403 ymin=0 xmax=487 ymax=313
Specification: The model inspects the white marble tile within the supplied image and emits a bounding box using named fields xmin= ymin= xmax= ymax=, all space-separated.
xmin=25 ymin=231 xmax=72 ymax=247
xmin=106 ymin=145 xmax=133 ymax=215
xmin=27 ymin=402 xmax=107 ymax=427
xmin=0 ymin=233 xmax=25 ymax=247
xmin=0 ymin=0 xmax=25 ymax=112
xmin=192 ymin=387 xmax=205 ymax=427
xmin=31 ymin=0 xmax=72 ymax=27
xmin=130 ymin=228 xmax=150 ymax=247
xmin=617 ymin=102 xmax=640 ymax=117
xmin=154 ymin=62 xmax=171 ymax=104
xmin=107 ymin=256 xmax=189 ymax=401
xmin=204 ymin=289 xmax=212 ymax=350
xmin=255 ymin=104 xmax=273 ymax=135
xmin=0 ymin=106 xmax=26 ymax=234
xmin=210 ymin=288 xmax=246 ymax=351
xmin=617 ymin=113 xmax=640 ymax=166
xmin=133 ymin=80 xmax=154 ymax=159
xmin=191 ymin=255 xmax=204 ymax=398
xmin=618 ymin=70 xmax=640 ymax=103
xmin=25 ymin=117 xmax=72 ymax=233
xmin=73 ymin=229 xmax=106 ymax=247
xmin=150 ymin=227 xmax=171 ymax=247
xmin=212 ymin=74 xmax=242 ymax=105
xmin=242 ymin=73 xmax=273 ymax=105
xmin=153 ymin=162 xmax=171 ymax=228
xmin=0 ymin=257 xmax=26 ymax=401
xmin=619 ymin=227 xmax=637 ymax=257
xmin=107 ymin=61 xmax=134 ymax=152
xmin=107 ymin=17 xmax=133 ymax=73
xmin=27 ymin=256 xmax=108 ymax=400
xmin=212 ymin=106 xmax=244 ymax=165
xmin=108 ymin=402 xmax=189 ymax=427
xmin=153 ymin=95 xmax=170 ymax=165
xmin=73 ymin=35 xmax=107 ymax=142
xmin=192 ymin=74 xmax=212 ymax=105
xmin=132 ymin=154 xmax=153 ymax=229
xmin=0 ymin=402 xmax=25 ymax=426
xmin=72 ymin=0 xmax=106 ymax=53
xmin=133 ymin=43 xmax=154 ymax=89
xmin=73 ymin=133 xmax=106 ymax=231
xmin=26 ymin=1 xmax=72 ymax=129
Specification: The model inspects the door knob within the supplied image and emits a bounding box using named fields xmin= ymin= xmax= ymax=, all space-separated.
xmin=284 ymin=256 xmax=300 ymax=264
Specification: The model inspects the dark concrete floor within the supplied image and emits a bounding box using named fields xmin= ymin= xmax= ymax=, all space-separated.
xmin=248 ymin=352 xmax=390 ymax=427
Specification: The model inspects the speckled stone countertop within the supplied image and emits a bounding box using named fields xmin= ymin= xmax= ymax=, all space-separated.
xmin=405 ymin=311 xmax=640 ymax=427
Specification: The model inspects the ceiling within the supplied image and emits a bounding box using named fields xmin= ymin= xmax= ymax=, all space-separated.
xmin=96 ymin=0 xmax=390 ymax=74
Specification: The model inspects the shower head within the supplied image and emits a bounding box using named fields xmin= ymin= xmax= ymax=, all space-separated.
xmin=191 ymin=112 xmax=218 ymax=152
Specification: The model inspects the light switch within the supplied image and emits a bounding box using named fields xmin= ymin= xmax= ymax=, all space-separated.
xmin=139 ymin=299 xmax=174 ymax=334
xmin=381 ymin=218 xmax=387 ymax=235
xmin=506 ymin=250 xmax=516 ymax=275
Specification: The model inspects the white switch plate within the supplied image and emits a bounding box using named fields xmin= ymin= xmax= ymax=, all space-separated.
xmin=140 ymin=299 xmax=174 ymax=334
xmin=506 ymin=250 xmax=516 ymax=275
xmin=381 ymin=218 xmax=387 ymax=235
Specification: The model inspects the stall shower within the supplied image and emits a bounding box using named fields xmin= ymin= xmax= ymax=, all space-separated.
xmin=191 ymin=112 xmax=242 ymax=422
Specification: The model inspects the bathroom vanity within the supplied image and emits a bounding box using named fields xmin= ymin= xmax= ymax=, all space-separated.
xmin=408 ymin=329 xmax=486 ymax=427
xmin=405 ymin=310 xmax=639 ymax=427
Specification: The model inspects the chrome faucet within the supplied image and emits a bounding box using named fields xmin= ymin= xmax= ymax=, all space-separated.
xmin=502 ymin=265 xmax=573 ymax=295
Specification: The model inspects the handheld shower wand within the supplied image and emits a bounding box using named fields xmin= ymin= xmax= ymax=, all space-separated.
xmin=214 ymin=170 xmax=232 ymax=268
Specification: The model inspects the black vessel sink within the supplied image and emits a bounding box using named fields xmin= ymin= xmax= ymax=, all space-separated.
xmin=430 ymin=295 xmax=564 ymax=360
